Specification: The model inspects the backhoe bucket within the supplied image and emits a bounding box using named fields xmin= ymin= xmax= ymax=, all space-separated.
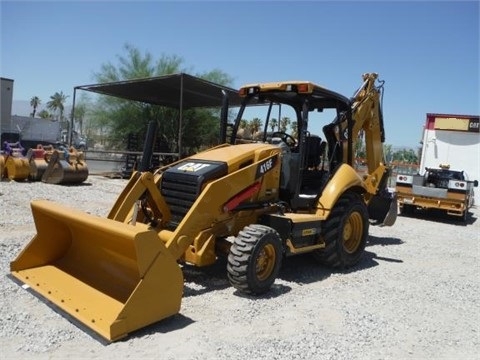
xmin=10 ymin=200 xmax=184 ymax=342
xmin=42 ymin=148 xmax=89 ymax=184
xmin=27 ymin=147 xmax=49 ymax=181
xmin=0 ymin=154 xmax=5 ymax=179
xmin=5 ymin=155 xmax=30 ymax=181
xmin=368 ymin=190 xmax=398 ymax=227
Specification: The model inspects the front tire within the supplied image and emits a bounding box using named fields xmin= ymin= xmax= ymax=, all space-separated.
xmin=227 ymin=224 xmax=282 ymax=295
xmin=313 ymin=192 xmax=369 ymax=268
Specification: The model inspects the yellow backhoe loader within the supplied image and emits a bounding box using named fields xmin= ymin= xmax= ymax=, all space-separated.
xmin=10 ymin=73 xmax=397 ymax=342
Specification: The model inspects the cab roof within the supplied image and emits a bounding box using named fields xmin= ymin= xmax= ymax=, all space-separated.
xmin=239 ymin=80 xmax=351 ymax=111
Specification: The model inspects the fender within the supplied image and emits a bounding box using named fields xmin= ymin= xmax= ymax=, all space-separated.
xmin=316 ymin=164 xmax=365 ymax=216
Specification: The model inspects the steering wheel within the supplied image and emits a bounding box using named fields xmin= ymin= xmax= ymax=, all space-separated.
xmin=271 ymin=131 xmax=297 ymax=150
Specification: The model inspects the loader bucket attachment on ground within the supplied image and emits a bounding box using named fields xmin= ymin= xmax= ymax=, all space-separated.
xmin=0 ymin=154 xmax=5 ymax=179
xmin=5 ymin=155 xmax=30 ymax=181
xmin=42 ymin=148 xmax=89 ymax=184
xmin=10 ymin=200 xmax=184 ymax=342
xmin=27 ymin=147 xmax=49 ymax=181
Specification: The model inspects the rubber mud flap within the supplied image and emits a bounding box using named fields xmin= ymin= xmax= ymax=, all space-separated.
xmin=10 ymin=200 xmax=184 ymax=342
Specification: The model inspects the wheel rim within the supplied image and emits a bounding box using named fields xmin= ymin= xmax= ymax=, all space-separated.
xmin=343 ymin=211 xmax=363 ymax=254
xmin=256 ymin=244 xmax=276 ymax=281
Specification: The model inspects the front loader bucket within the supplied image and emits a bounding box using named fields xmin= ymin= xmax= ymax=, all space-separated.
xmin=10 ymin=200 xmax=184 ymax=342
xmin=42 ymin=148 xmax=89 ymax=184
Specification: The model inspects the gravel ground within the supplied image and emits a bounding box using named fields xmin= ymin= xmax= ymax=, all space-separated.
xmin=0 ymin=175 xmax=479 ymax=360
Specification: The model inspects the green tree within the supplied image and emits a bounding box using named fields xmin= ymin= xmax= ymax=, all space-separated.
xmin=72 ymin=94 xmax=90 ymax=136
xmin=355 ymin=129 xmax=365 ymax=159
xmin=270 ymin=118 xmax=278 ymax=132
xmin=392 ymin=148 xmax=418 ymax=163
xmin=290 ymin=121 xmax=298 ymax=139
xmin=75 ymin=104 xmax=86 ymax=135
xmin=91 ymin=43 xmax=233 ymax=153
xmin=279 ymin=116 xmax=290 ymax=132
xmin=236 ymin=119 xmax=252 ymax=139
xmin=250 ymin=117 xmax=262 ymax=135
xmin=239 ymin=119 xmax=248 ymax=129
xmin=38 ymin=109 xmax=51 ymax=119
xmin=30 ymin=96 xmax=41 ymax=117
xmin=47 ymin=91 xmax=69 ymax=121
xmin=383 ymin=143 xmax=393 ymax=164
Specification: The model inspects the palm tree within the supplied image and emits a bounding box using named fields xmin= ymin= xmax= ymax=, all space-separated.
xmin=280 ymin=116 xmax=291 ymax=132
xmin=30 ymin=96 xmax=41 ymax=117
xmin=249 ymin=117 xmax=263 ymax=140
xmin=47 ymin=91 xmax=69 ymax=121
xmin=250 ymin=117 xmax=263 ymax=135
xmin=73 ymin=103 xmax=87 ymax=135
xmin=270 ymin=118 xmax=278 ymax=132
xmin=237 ymin=119 xmax=251 ymax=139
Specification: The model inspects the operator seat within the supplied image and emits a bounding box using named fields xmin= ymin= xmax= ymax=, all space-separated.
xmin=305 ymin=135 xmax=322 ymax=169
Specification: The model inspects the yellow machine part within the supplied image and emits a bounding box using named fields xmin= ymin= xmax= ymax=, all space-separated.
xmin=5 ymin=155 xmax=30 ymax=181
xmin=0 ymin=154 xmax=4 ymax=179
xmin=30 ymin=158 xmax=48 ymax=181
xmin=42 ymin=148 xmax=89 ymax=184
xmin=10 ymin=200 xmax=184 ymax=342
xmin=28 ymin=148 xmax=49 ymax=181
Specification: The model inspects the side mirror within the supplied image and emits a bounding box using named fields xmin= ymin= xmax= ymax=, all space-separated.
xmin=474 ymin=180 xmax=479 ymax=187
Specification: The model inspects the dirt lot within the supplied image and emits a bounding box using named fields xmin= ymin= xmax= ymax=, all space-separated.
xmin=0 ymin=176 xmax=479 ymax=360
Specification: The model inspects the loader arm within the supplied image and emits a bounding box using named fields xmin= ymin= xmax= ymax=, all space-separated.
xmin=108 ymin=171 xmax=171 ymax=227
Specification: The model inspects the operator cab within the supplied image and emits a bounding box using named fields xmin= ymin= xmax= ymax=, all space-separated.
xmin=224 ymin=81 xmax=352 ymax=211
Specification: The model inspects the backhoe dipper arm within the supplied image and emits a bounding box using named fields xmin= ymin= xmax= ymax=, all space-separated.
xmin=349 ymin=73 xmax=386 ymax=174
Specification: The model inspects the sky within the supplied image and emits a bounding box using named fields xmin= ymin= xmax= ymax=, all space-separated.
xmin=1 ymin=0 xmax=479 ymax=148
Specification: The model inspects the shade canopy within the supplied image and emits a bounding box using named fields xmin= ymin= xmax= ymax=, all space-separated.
xmin=72 ymin=73 xmax=244 ymax=156
xmin=75 ymin=73 xmax=243 ymax=109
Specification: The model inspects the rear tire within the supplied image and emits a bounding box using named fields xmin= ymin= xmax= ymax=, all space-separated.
xmin=313 ymin=192 xmax=369 ymax=268
xmin=227 ymin=224 xmax=282 ymax=295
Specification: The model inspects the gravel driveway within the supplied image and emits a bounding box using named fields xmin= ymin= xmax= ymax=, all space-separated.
xmin=0 ymin=176 xmax=478 ymax=360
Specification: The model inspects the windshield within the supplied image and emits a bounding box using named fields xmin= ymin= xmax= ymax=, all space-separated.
xmin=227 ymin=98 xmax=338 ymax=144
